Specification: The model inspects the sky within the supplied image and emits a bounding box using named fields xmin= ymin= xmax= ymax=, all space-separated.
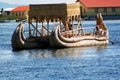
xmin=0 ymin=0 xmax=76 ymax=5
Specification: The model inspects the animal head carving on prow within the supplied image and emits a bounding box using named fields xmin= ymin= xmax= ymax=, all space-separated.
xmin=95 ymin=13 xmax=107 ymax=30
xmin=95 ymin=13 xmax=104 ymax=25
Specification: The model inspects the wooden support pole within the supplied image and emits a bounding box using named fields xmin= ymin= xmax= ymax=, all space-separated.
xmin=43 ymin=26 xmax=51 ymax=34
xmin=65 ymin=21 xmax=69 ymax=31
xmin=71 ymin=17 xmax=74 ymax=37
xmin=36 ymin=21 xmax=38 ymax=37
xmin=42 ymin=21 xmax=44 ymax=36
xmin=72 ymin=18 xmax=74 ymax=30
xmin=47 ymin=22 xmax=49 ymax=35
xmin=30 ymin=22 xmax=42 ymax=36
xmin=29 ymin=22 xmax=31 ymax=37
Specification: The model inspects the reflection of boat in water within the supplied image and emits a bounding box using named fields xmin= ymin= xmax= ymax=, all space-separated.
xmin=18 ymin=48 xmax=83 ymax=58
xmin=18 ymin=46 xmax=108 ymax=58
xmin=11 ymin=2 xmax=109 ymax=50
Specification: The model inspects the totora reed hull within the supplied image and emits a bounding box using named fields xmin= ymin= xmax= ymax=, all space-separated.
xmin=49 ymin=25 xmax=109 ymax=48
xmin=12 ymin=22 xmax=109 ymax=50
xmin=11 ymin=23 xmax=49 ymax=50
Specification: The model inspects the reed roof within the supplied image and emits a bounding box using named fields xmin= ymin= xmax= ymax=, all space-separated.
xmin=29 ymin=2 xmax=80 ymax=22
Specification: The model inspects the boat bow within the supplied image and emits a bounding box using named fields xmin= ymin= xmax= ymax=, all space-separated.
xmin=11 ymin=23 xmax=44 ymax=50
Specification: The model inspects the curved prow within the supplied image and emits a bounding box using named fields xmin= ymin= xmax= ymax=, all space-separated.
xmin=11 ymin=22 xmax=48 ymax=50
xmin=95 ymin=13 xmax=109 ymax=39
xmin=12 ymin=23 xmax=23 ymax=50
xmin=96 ymin=13 xmax=107 ymax=31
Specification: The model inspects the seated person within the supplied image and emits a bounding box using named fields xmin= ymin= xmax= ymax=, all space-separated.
xmin=95 ymin=25 xmax=103 ymax=36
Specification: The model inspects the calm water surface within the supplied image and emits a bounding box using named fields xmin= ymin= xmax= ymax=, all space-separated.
xmin=0 ymin=20 xmax=120 ymax=80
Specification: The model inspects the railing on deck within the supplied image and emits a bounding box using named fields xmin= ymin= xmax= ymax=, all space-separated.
xmin=61 ymin=27 xmax=96 ymax=38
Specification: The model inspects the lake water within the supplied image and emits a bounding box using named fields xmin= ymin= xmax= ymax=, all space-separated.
xmin=0 ymin=20 xmax=120 ymax=80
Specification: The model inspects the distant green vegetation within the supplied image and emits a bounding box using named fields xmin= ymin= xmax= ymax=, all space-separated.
xmin=0 ymin=15 xmax=17 ymax=22
xmin=0 ymin=8 xmax=17 ymax=22
xmin=6 ymin=15 xmax=17 ymax=20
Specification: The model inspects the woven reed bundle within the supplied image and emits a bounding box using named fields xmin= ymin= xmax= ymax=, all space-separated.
xmin=29 ymin=2 xmax=80 ymax=22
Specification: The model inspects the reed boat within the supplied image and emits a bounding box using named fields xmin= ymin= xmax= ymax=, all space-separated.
xmin=49 ymin=22 xmax=109 ymax=48
xmin=11 ymin=2 xmax=109 ymax=50
xmin=11 ymin=23 xmax=49 ymax=50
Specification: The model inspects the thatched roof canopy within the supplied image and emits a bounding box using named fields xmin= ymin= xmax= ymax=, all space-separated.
xmin=29 ymin=2 xmax=80 ymax=22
